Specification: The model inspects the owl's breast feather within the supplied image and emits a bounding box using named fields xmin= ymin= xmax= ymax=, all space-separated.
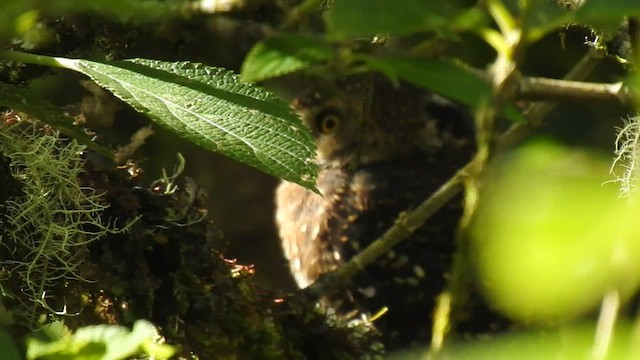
xmin=275 ymin=168 xmax=350 ymax=289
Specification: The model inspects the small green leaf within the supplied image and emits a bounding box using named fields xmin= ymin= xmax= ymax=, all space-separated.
xmin=26 ymin=320 xmax=174 ymax=360
xmin=326 ymin=0 xmax=469 ymax=38
xmin=520 ymin=1 xmax=572 ymax=42
xmin=0 ymin=82 xmax=114 ymax=159
xmin=59 ymin=58 xmax=318 ymax=190
xmin=241 ymin=33 xmax=333 ymax=83
xmin=362 ymin=55 xmax=523 ymax=121
xmin=362 ymin=55 xmax=487 ymax=107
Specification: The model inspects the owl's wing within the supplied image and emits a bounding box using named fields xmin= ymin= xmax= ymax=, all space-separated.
xmin=275 ymin=174 xmax=347 ymax=289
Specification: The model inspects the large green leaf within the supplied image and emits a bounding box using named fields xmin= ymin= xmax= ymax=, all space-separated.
xmin=325 ymin=0 xmax=475 ymax=38
xmin=0 ymin=82 xmax=114 ymax=159
xmin=56 ymin=57 xmax=318 ymax=190
xmin=241 ymin=34 xmax=333 ymax=83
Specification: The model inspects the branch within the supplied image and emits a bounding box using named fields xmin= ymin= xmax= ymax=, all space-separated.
xmin=518 ymin=77 xmax=628 ymax=103
xmin=463 ymin=55 xmax=626 ymax=105
xmin=497 ymin=47 xmax=606 ymax=153
xmin=306 ymin=165 xmax=468 ymax=296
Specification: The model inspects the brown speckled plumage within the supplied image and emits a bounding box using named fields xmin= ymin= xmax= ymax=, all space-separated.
xmin=276 ymin=74 xmax=474 ymax=349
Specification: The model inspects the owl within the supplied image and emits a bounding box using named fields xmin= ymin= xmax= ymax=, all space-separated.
xmin=275 ymin=74 xmax=474 ymax=350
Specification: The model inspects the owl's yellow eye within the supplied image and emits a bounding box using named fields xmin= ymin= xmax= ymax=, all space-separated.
xmin=315 ymin=108 xmax=342 ymax=135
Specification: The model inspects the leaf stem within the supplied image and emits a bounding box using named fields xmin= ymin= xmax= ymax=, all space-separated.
xmin=476 ymin=27 xmax=509 ymax=54
xmin=486 ymin=0 xmax=516 ymax=35
xmin=0 ymin=50 xmax=78 ymax=71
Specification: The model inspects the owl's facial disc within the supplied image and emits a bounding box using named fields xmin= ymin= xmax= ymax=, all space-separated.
xmin=293 ymin=75 xmax=467 ymax=168
xmin=312 ymin=105 xmax=361 ymax=166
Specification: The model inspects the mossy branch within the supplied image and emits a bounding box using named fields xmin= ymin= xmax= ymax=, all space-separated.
xmin=0 ymin=123 xmax=118 ymax=328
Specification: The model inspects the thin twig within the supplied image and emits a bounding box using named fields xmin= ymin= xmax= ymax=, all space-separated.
xmin=591 ymin=290 xmax=620 ymax=360
xmin=497 ymin=47 xmax=605 ymax=153
xmin=305 ymin=165 xmax=468 ymax=296
xmin=518 ymin=77 xmax=627 ymax=103
xmin=284 ymin=0 xmax=326 ymax=29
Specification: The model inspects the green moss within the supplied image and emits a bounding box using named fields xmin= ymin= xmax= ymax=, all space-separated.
xmin=0 ymin=123 xmax=114 ymax=328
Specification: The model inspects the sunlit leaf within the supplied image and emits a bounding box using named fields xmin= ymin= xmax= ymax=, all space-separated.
xmin=56 ymin=57 xmax=318 ymax=190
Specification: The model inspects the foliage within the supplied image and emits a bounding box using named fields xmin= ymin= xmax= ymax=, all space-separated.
xmin=26 ymin=320 xmax=175 ymax=360
xmin=1 ymin=0 xmax=640 ymax=358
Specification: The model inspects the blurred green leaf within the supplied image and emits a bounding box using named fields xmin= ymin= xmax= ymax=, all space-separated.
xmin=0 ymin=82 xmax=114 ymax=159
xmin=30 ymin=0 xmax=178 ymax=21
xmin=362 ymin=55 xmax=488 ymax=106
xmin=440 ymin=323 xmax=636 ymax=360
xmin=59 ymin=57 xmax=318 ymax=190
xmin=0 ymin=0 xmax=176 ymax=42
xmin=573 ymin=0 xmax=640 ymax=24
xmin=362 ymin=55 xmax=524 ymax=121
xmin=625 ymin=73 xmax=640 ymax=105
xmin=471 ymin=141 xmax=640 ymax=323
xmin=390 ymin=323 xmax=639 ymax=359
xmin=0 ymin=1 xmax=32 ymax=42
xmin=489 ymin=1 xmax=572 ymax=43
xmin=27 ymin=320 xmax=174 ymax=360
xmin=0 ymin=328 xmax=21 ymax=360
xmin=325 ymin=0 xmax=470 ymax=38
xmin=520 ymin=0 xmax=573 ymax=42
xmin=1 ymin=0 xmax=178 ymax=52
xmin=241 ymin=34 xmax=333 ymax=83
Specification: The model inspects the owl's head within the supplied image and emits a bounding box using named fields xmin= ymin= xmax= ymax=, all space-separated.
xmin=292 ymin=74 xmax=471 ymax=168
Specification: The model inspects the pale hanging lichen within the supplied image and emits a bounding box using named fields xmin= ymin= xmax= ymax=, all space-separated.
xmin=610 ymin=116 xmax=640 ymax=199
xmin=0 ymin=122 xmax=113 ymax=328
